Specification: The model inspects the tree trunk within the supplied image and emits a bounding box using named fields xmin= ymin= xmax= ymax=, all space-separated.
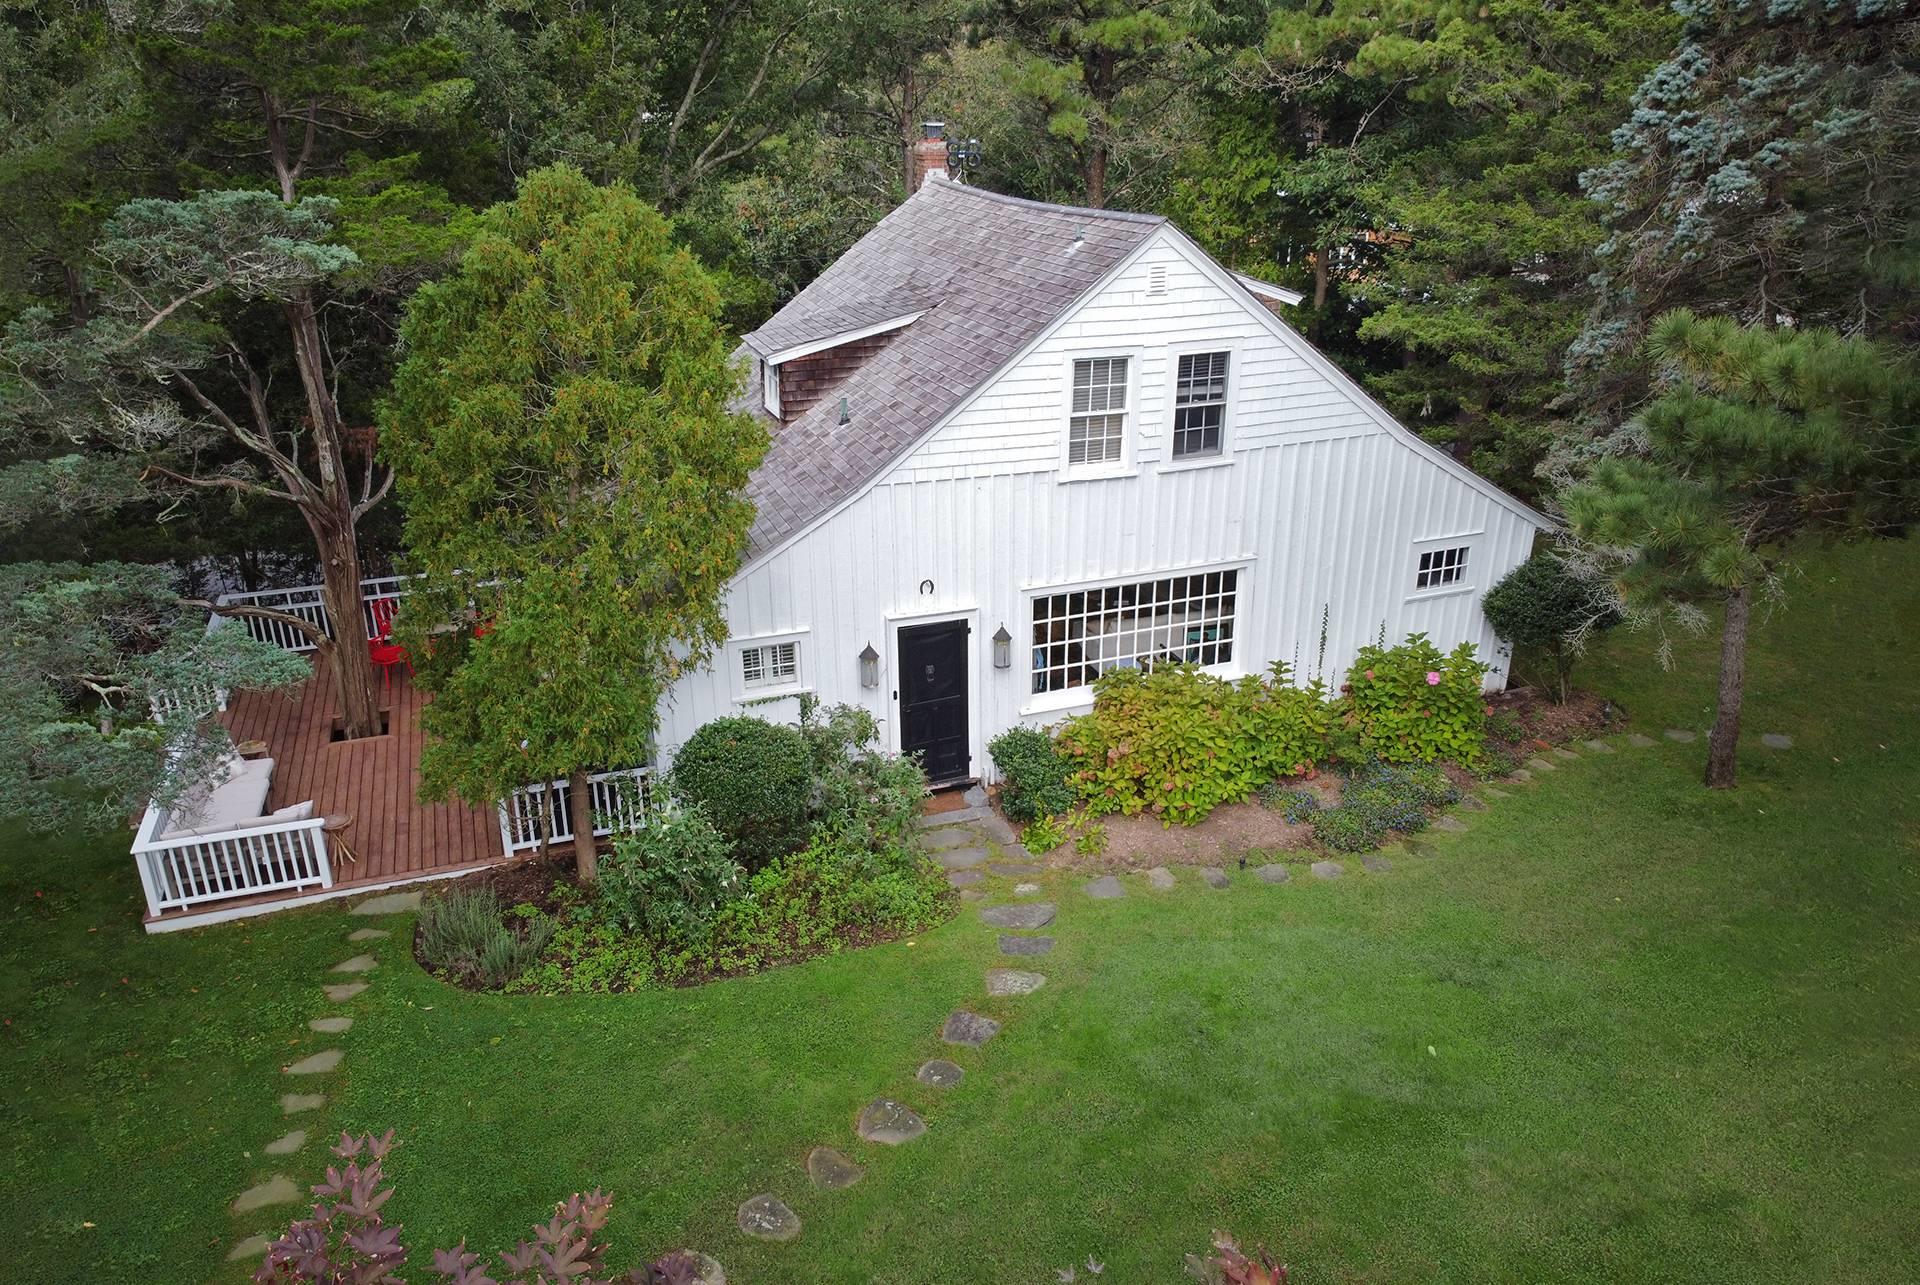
xmin=569 ymin=768 xmax=599 ymax=884
xmin=314 ymin=521 xmax=383 ymax=739
xmin=1704 ymin=583 xmax=1751 ymax=789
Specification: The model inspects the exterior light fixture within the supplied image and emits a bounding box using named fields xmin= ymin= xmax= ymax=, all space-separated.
xmin=859 ymin=643 xmax=880 ymax=689
xmin=992 ymin=625 xmax=1012 ymax=670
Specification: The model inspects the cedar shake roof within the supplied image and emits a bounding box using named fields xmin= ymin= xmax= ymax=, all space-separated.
xmin=736 ymin=175 xmax=1163 ymax=556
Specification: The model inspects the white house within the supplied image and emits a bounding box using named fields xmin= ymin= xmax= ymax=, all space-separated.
xmin=649 ymin=135 xmax=1552 ymax=787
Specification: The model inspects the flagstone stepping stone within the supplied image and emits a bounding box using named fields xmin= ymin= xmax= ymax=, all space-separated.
xmin=687 ymin=1253 xmax=726 ymax=1284
xmin=935 ymin=846 xmax=987 ymax=871
xmin=347 ymin=928 xmax=390 ymax=941
xmin=309 ymin=1016 xmax=352 ymax=1034
xmin=923 ymin=826 xmax=975 ymax=851
xmin=963 ymin=783 xmax=990 ymax=808
xmin=1458 ymin=794 xmax=1488 ymax=811
xmin=805 ymin=1146 xmax=864 ymax=1191
xmin=350 ymin=891 xmax=420 ymax=915
xmin=1014 ymin=882 xmax=1041 ymax=895
xmin=985 ymin=968 xmax=1046 ymax=996
xmin=1510 ymin=768 xmax=1532 ymax=782
xmin=1199 ymin=867 xmax=1230 ymax=889
xmin=1552 ymin=746 xmax=1580 ymax=761
xmin=330 ymin=954 xmax=378 ymax=974
xmin=1256 ymin=863 xmax=1291 ymax=884
xmin=286 ymin=1049 xmax=343 ymax=1075
xmin=232 ymin=1175 xmax=300 ymax=1214
xmin=1582 ymin=739 xmax=1615 ymax=754
xmin=1625 ymin=733 xmax=1656 ymax=747
xmin=1484 ymin=786 xmax=1511 ymax=799
xmin=947 ymin=869 xmax=984 ymax=888
xmin=990 ymin=861 xmax=1044 ymax=877
xmin=263 ymin=1129 xmax=307 ymax=1156
xmin=1664 ymin=728 xmax=1697 ymax=743
xmin=323 ymin=982 xmax=367 ymax=1002
xmin=736 ymin=1194 xmax=801 ymax=1242
xmin=1361 ymin=854 xmax=1392 ymax=873
xmin=1144 ymin=866 xmax=1176 ymax=890
xmin=856 ymin=1098 xmax=926 ymax=1145
xmin=1433 ymin=816 xmax=1468 ymax=833
xmin=226 ymin=1235 xmax=271 ymax=1261
xmin=919 ymin=805 xmax=990 ymax=829
xmin=917 ymin=1058 xmax=964 ymax=1087
xmin=1524 ymin=757 xmax=1556 ymax=772
xmin=996 ymin=842 xmax=1034 ymax=862
xmin=1762 ymin=733 xmax=1794 ymax=749
xmin=979 ymin=814 xmax=1020 ymax=846
xmin=943 ymin=1010 xmax=1002 ymax=1046
xmin=1310 ymin=860 xmax=1343 ymax=880
xmin=980 ymin=902 xmax=1055 ymax=928
xmin=281 ymin=1093 xmax=324 ymax=1115
xmin=998 ymin=934 xmax=1053 ymax=956
xmin=959 ymin=889 xmax=987 ymax=903
xmin=1083 ymin=875 xmax=1125 ymax=899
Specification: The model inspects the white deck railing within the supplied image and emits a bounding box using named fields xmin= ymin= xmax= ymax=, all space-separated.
xmin=497 ymin=766 xmax=653 ymax=853
xmin=215 ymin=574 xmax=412 ymax=652
xmin=131 ymin=801 xmax=332 ymax=917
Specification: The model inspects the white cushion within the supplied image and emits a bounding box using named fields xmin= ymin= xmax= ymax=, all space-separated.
xmin=159 ymin=756 xmax=277 ymax=839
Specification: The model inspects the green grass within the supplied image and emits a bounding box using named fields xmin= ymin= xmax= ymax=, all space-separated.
xmin=4 ymin=539 xmax=1917 ymax=1282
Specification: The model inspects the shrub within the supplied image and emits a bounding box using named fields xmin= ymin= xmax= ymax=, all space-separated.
xmin=255 ymin=1130 xmax=711 ymax=1284
xmin=669 ymin=715 xmax=813 ymax=865
xmin=797 ymin=695 xmax=881 ymax=773
xmin=988 ymin=726 xmax=1075 ymax=822
xmin=1344 ymin=635 xmax=1489 ymax=765
xmin=1309 ymin=762 xmax=1461 ymax=852
xmin=1073 ymin=820 xmax=1109 ymax=855
xmin=1482 ymin=551 xmax=1621 ymax=703
xmin=1056 ymin=662 xmax=1331 ymax=826
xmin=811 ymin=735 xmax=927 ymax=867
xmin=418 ymin=888 xmax=552 ymax=988
xmin=1022 ymin=813 xmax=1067 ymax=853
xmin=596 ymin=806 xmax=743 ymax=943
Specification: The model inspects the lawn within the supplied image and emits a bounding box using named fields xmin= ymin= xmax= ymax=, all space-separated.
xmin=3 ymin=539 xmax=1917 ymax=1283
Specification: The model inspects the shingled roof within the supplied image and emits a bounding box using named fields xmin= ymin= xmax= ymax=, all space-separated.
xmin=737 ymin=175 xmax=1163 ymax=556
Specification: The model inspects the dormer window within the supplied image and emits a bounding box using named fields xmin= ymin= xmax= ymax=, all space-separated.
xmin=761 ymin=359 xmax=783 ymax=418
xmin=1067 ymin=356 xmax=1130 ymax=469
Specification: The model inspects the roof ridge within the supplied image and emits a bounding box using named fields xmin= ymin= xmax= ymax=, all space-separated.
xmin=924 ymin=174 xmax=1166 ymax=226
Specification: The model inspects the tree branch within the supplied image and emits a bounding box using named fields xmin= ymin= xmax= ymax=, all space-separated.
xmin=141 ymin=463 xmax=299 ymax=503
xmin=185 ymin=598 xmax=331 ymax=650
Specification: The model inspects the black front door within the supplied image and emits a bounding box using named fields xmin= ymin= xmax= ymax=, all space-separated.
xmin=899 ymin=620 xmax=970 ymax=785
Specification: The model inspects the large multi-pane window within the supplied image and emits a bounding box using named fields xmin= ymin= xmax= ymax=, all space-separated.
xmin=1172 ymin=351 xmax=1229 ymax=459
xmin=1031 ymin=569 xmax=1240 ymax=694
xmin=1068 ymin=356 xmax=1130 ymax=467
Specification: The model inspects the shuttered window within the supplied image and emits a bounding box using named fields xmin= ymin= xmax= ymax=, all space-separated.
xmin=1172 ymin=351 xmax=1229 ymax=459
xmin=1068 ymin=356 xmax=1129 ymax=467
xmin=741 ymin=640 xmax=799 ymax=688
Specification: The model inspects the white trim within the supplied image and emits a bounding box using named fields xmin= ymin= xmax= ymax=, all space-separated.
xmin=1408 ymin=533 xmax=1479 ymax=598
xmin=1058 ymin=348 xmax=1142 ymax=479
xmin=885 ymin=607 xmax=981 ymax=784
xmin=761 ymin=358 xmax=782 ymax=419
xmin=728 ymin=628 xmax=809 ymax=703
xmin=1231 ymin=271 xmax=1305 ymax=307
xmin=765 ymin=311 xmax=926 ymax=366
xmin=1158 ymin=340 xmax=1240 ymax=467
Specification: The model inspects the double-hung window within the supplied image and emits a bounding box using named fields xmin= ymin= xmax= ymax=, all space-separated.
xmin=1172 ymin=351 xmax=1229 ymax=460
xmin=1031 ymin=569 xmax=1240 ymax=695
xmin=1068 ymin=356 xmax=1130 ymax=468
xmin=741 ymin=640 xmax=799 ymax=690
xmin=1414 ymin=545 xmax=1470 ymax=592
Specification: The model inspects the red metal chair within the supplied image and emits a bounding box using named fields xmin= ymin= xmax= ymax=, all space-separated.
xmin=366 ymin=597 xmax=409 ymax=691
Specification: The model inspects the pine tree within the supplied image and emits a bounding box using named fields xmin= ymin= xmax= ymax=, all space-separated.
xmin=1561 ymin=310 xmax=1919 ymax=788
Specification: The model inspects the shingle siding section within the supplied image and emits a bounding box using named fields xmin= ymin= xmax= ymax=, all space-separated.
xmin=739 ymin=176 xmax=1161 ymax=556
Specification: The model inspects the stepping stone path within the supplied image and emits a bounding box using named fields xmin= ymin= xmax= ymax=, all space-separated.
xmin=1485 ymin=787 xmax=1511 ymax=799
xmin=989 ymin=861 xmax=1044 ymax=877
xmin=1144 ymin=866 xmax=1176 ymax=890
xmin=309 ymin=1016 xmax=353 ymax=1034
xmin=1510 ymin=768 xmax=1533 ymax=782
xmin=1626 ymin=733 xmax=1656 ymax=747
xmin=227 ymin=1235 xmax=271 ymax=1262
xmin=984 ymin=968 xmax=1046 ymax=996
xmin=323 ymin=982 xmax=367 ymax=1002
xmin=999 ymin=934 xmax=1053 ymax=956
xmin=347 ymin=928 xmax=390 ymax=941
xmin=350 ymin=891 xmax=420 ymax=915
xmin=857 ymin=1098 xmax=926 ymax=1145
xmin=1256 ymin=863 xmax=1291 ymax=884
xmin=286 ymin=1049 xmax=343 ymax=1075
xmin=1525 ymin=757 xmax=1556 ymax=772
xmin=263 ymin=1130 xmax=306 ymax=1156
xmin=806 ymin=1147 xmax=864 ymax=1191
xmin=1084 ymin=875 xmax=1126 ymax=899
xmin=1361 ymin=854 xmax=1392 ymax=873
xmin=959 ymin=889 xmax=987 ymax=903
xmin=1583 ymin=739 xmax=1615 ymax=754
xmin=281 ymin=1093 xmax=325 ymax=1115
xmin=232 ymin=1176 xmax=299 ymax=1214
xmin=1458 ymin=794 xmax=1488 ymax=811
xmin=1200 ymin=867 xmax=1230 ymax=889
xmin=736 ymin=1194 xmax=801 ymax=1242
xmin=1310 ymin=860 xmax=1343 ymax=880
xmin=947 ymin=869 xmax=984 ymax=888
xmin=935 ymin=846 xmax=987 ymax=871
xmin=1552 ymin=746 xmax=1580 ymax=761
xmin=917 ymin=1059 xmax=964 ymax=1087
xmin=330 ymin=954 xmax=378 ymax=974
xmin=1433 ymin=816 xmax=1468 ymax=833
xmin=942 ymin=1011 xmax=1002 ymax=1047
xmin=1013 ymin=882 xmax=1041 ymax=896
xmin=1664 ymin=729 xmax=1697 ymax=743
xmin=1762 ymin=733 xmax=1793 ymax=749
xmin=923 ymin=827 xmax=973 ymax=851
xmin=980 ymin=902 xmax=1055 ymax=929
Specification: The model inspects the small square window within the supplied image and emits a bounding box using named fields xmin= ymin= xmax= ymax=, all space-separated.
xmin=1415 ymin=546 xmax=1470 ymax=591
xmin=1069 ymin=356 xmax=1129 ymax=467
xmin=1172 ymin=352 xmax=1228 ymax=459
xmin=741 ymin=640 xmax=799 ymax=688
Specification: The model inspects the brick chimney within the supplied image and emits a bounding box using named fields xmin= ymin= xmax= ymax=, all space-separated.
xmin=910 ymin=121 xmax=948 ymax=193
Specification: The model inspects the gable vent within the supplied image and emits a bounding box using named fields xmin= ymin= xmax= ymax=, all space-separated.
xmin=1146 ymin=264 xmax=1168 ymax=297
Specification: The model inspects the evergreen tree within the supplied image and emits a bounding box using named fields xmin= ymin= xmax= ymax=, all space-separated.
xmin=1561 ymin=310 xmax=1919 ymax=788
xmin=380 ymin=167 xmax=768 ymax=882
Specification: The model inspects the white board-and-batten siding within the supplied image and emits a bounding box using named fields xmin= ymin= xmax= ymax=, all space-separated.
xmin=651 ymin=227 xmax=1546 ymax=780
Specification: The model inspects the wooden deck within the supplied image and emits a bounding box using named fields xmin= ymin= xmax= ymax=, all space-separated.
xmin=218 ymin=661 xmax=506 ymax=890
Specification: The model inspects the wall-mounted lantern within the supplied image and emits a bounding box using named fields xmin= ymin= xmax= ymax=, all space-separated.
xmin=859 ymin=642 xmax=880 ymax=688
xmin=992 ymin=625 xmax=1012 ymax=670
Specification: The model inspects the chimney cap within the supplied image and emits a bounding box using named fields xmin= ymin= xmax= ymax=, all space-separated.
xmin=922 ymin=120 xmax=946 ymax=141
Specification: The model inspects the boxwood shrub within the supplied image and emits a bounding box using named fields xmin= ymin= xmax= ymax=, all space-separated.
xmin=987 ymin=726 xmax=1075 ymax=822
xmin=668 ymin=715 xmax=813 ymax=866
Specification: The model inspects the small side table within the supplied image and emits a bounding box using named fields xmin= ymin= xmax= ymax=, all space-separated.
xmin=235 ymin=739 xmax=270 ymax=759
xmin=322 ymin=813 xmax=360 ymax=866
